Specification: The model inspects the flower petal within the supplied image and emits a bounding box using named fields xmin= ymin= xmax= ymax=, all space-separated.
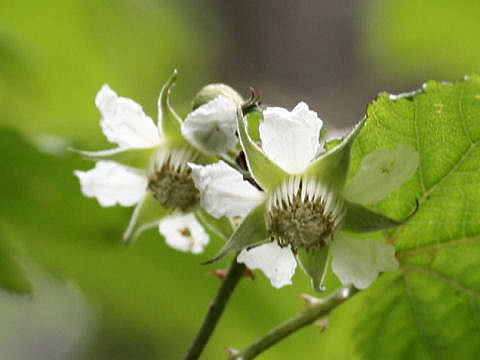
xmin=237 ymin=242 xmax=297 ymax=288
xmin=260 ymin=102 xmax=322 ymax=174
xmin=189 ymin=161 xmax=265 ymax=218
xmin=332 ymin=235 xmax=399 ymax=290
xmin=182 ymin=95 xmax=238 ymax=155
xmin=74 ymin=161 xmax=147 ymax=207
xmin=96 ymin=85 xmax=161 ymax=148
xmin=159 ymin=213 xmax=209 ymax=254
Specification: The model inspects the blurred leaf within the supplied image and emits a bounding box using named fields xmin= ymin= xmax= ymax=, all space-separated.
xmin=331 ymin=76 xmax=480 ymax=359
xmin=362 ymin=0 xmax=480 ymax=81
xmin=0 ymin=233 xmax=31 ymax=294
xmin=0 ymin=126 xmax=331 ymax=360
xmin=0 ymin=266 xmax=95 ymax=359
xmin=0 ymin=0 xmax=214 ymax=146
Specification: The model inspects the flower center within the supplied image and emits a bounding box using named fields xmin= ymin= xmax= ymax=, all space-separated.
xmin=148 ymin=147 xmax=200 ymax=211
xmin=267 ymin=177 xmax=345 ymax=253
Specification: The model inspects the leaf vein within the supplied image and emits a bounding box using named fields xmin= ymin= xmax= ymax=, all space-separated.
xmin=403 ymin=264 xmax=480 ymax=298
xmin=421 ymin=143 xmax=478 ymax=202
xmin=397 ymin=235 xmax=480 ymax=259
xmin=459 ymin=83 xmax=474 ymax=144
xmin=413 ymin=97 xmax=427 ymax=193
xmin=401 ymin=270 xmax=438 ymax=359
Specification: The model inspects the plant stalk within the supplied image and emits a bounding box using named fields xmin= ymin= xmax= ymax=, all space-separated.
xmin=183 ymin=257 xmax=246 ymax=360
xmin=230 ymin=285 xmax=358 ymax=360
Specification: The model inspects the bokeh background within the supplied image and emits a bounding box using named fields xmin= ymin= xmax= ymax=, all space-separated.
xmin=1 ymin=1 xmax=479 ymax=359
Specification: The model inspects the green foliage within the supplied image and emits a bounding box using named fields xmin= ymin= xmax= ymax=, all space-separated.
xmin=0 ymin=0 xmax=213 ymax=147
xmin=322 ymin=76 xmax=480 ymax=359
xmin=362 ymin=0 xmax=480 ymax=81
xmin=0 ymin=126 xmax=325 ymax=359
xmin=0 ymin=235 xmax=31 ymax=294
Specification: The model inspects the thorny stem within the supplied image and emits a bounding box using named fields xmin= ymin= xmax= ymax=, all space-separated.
xmin=183 ymin=257 xmax=246 ymax=360
xmin=230 ymin=285 xmax=358 ymax=360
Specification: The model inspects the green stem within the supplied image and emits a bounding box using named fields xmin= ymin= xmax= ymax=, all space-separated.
xmin=230 ymin=285 xmax=358 ymax=360
xmin=183 ymin=257 xmax=246 ymax=360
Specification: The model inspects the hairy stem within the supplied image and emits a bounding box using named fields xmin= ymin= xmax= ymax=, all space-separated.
xmin=230 ymin=285 xmax=358 ymax=360
xmin=183 ymin=258 xmax=246 ymax=360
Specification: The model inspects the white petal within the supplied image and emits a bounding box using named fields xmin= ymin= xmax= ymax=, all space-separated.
xmin=159 ymin=213 xmax=209 ymax=254
xmin=182 ymin=96 xmax=238 ymax=155
xmin=260 ymin=102 xmax=323 ymax=174
xmin=74 ymin=161 xmax=147 ymax=207
xmin=96 ymin=85 xmax=161 ymax=149
xmin=237 ymin=242 xmax=297 ymax=288
xmin=189 ymin=161 xmax=265 ymax=218
xmin=332 ymin=235 xmax=399 ymax=290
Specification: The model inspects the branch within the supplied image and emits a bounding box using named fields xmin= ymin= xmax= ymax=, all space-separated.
xmin=183 ymin=257 xmax=246 ymax=360
xmin=230 ymin=285 xmax=358 ymax=360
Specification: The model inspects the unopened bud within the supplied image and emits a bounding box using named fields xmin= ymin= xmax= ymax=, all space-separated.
xmin=192 ymin=83 xmax=243 ymax=110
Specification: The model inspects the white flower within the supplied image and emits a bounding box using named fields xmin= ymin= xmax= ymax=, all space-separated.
xmin=96 ymin=84 xmax=161 ymax=149
xmin=74 ymin=160 xmax=147 ymax=207
xmin=237 ymin=242 xmax=297 ymax=288
xmin=182 ymin=95 xmax=238 ymax=156
xmin=191 ymin=102 xmax=417 ymax=290
xmin=159 ymin=213 xmax=209 ymax=254
xmin=74 ymin=73 xmax=214 ymax=253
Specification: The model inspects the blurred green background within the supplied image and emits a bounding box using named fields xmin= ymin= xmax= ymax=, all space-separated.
xmin=1 ymin=0 xmax=479 ymax=359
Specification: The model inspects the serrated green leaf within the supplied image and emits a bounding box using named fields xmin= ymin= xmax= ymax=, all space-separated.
xmin=339 ymin=76 xmax=480 ymax=360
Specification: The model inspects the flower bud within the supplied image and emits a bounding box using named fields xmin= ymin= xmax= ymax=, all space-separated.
xmin=182 ymin=84 xmax=244 ymax=156
xmin=192 ymin=83 xmax=243 ymax=110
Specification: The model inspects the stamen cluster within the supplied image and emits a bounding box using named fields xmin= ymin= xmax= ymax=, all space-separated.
xmin=148 ymin=148 xmax=200 ymax=211
xmin=267 ymin=177 xmax=345 ymax=252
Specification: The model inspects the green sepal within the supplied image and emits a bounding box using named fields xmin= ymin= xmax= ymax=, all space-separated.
xmin=342 ymin=200 xmax=417 ymax=233
xmin=296 ymin=246 xmax=331 ymax=292
xmin=324 ymin=137 xmax=342 ymax=152
xmin=123 ymin=192 xmax=171 ymax=244
xmin=305 ymin=119 xmax=364 ymax=190
xmin=246 ymin=110 xmax=263 ymax=142
xmin=0 ymin=236 xmax=31 ymax=295
xmin=70 ymin=146 xmax=158 ymax=171
xmin=195 ymin=207 xmax=234 ymax=241
xmin=158 ymin=69 xmax=183 ymax=141
xmin=236 ymin=108 xmax=287 ymax=190
xmin=204 ymin=201 xmax=269 ymax=264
